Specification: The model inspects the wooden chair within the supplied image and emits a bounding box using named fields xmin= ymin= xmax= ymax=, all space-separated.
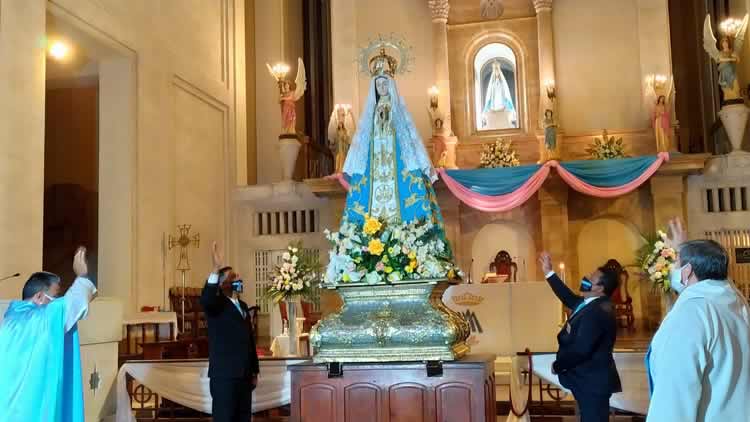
xmin=487 ymin=250 xmax=517 ymax=283
xmin=279 ymin=301 xmax=319 ymax=333
xmin=603 ymin=259 xmax=635 ymax=328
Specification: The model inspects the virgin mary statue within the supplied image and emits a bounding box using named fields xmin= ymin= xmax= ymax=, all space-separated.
xmin=342 ymin=48 xmax=444 ymax=228
xmin=482 ymin=60 xmax=516 ymax=129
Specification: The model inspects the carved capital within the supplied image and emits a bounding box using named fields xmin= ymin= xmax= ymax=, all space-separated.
xmin=533 ymin=0 xmax=553 ymax=13
xmin=428 ymin=0 xmax=450 ymax=22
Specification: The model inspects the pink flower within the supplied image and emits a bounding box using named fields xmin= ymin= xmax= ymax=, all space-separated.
xmin=660 ymin=249 xmax=671 ymax=257
xmin=375 ymin=261 xmax=385 ymax=272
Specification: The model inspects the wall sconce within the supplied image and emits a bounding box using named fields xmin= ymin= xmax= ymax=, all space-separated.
xmin=428 ymin=85 xmax=439 ymax=108
xmin=559 ymin=262 xmax=566 ymax=283
xmin=545 ymin=80 xmax=556 ymax=100
xmin=48 ymin=40 xmax=70 ymax=61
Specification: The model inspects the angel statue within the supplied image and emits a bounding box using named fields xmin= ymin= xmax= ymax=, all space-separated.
xmin=327 ymin=104 xmax=356 ymax=173
xmin=703 ymin=14 xmax=749 ymax=103
xmin=342 ymin=38 xmax=446 ymax=230
xmin=267 ymin=57 xmax=307 ymax=134
xmin=482 ymin=60 xmax=516 ymax=129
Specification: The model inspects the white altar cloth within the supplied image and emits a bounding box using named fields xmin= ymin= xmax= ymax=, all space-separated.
xmin=115 ymin=358 xmax=306 ymax=422
xmin=506 ymin=352 xmax=649 ymax=422
xmin=270 ymin=332 xmax=310 ymax=357
xmin=123 ymin=311 xmax=178 ymax=339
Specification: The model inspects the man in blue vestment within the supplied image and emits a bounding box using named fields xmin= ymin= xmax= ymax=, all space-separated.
xmin=0 ymin=247 xmax=97 ymax=422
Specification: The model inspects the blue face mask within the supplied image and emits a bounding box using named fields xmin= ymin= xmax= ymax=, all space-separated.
xmin=231 ymin=280 xmax=244 ymax=293
xmin=579 ymin=277 xmax=593 ymax=292
xmin=669 ymin=265 xmax=687 ymax=293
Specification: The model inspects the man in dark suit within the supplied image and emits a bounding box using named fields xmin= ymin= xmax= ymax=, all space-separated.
xmin=539 ymin=252 xmax=622 ymax=422
xmin=201 ymin=242 xmax=260 ymax=422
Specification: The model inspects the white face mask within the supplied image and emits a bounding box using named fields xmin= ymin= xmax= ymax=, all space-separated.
xmin=669 ymin=264 xmax=688 ymax=293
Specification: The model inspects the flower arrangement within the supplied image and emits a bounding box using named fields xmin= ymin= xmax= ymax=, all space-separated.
xmin=479 ymin=138 xmax=521 ymax=168
xmin=323 ymin=215 xmax=462 ymax=286
xmin=636 ymin=229 xmax=677 ymax=292
xmin=586 ymin=129 xmax=628 ymax=160
xmin=265 ymin=242 xmax=321 ymax=303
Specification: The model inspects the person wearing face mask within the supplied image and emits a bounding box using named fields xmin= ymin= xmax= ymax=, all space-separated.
xmin=539 ymin=252 xmax=622 ymax=422
xmin=200 ymin=242 xmax=259 ymax=422
xmin=645 ymin=218 xmax=750 ymax=421
xmin=0 ymin=246 xmax=97 ymax=422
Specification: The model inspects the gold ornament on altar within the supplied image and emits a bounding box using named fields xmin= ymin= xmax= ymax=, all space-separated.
xmin=703 ymin=14 xmax=749 ymax=103
xmin=358 ymin=33 xmax=414 ymax=77
xmin=451 ymin=292 xmax=485 ymax=306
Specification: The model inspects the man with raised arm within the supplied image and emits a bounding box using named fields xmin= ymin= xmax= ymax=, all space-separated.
xmin=0 ymin=246 xmax=97 ymax=422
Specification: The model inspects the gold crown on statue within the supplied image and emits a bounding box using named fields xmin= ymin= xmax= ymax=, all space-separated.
xmin=359 ymin=33 xmax=414 ymax=77
xmin=369 ymin=48 xmax=398 ymax=77
xmin=451 ymin=292 xmax=484 ymax=306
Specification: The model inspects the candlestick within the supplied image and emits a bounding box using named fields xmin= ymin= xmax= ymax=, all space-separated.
xmin=545 ymin=80 xmax=556 ymax=100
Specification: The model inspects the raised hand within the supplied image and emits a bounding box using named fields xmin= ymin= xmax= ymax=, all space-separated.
xmin=73 ymin=246 xmax=88 ymax=277
xmin=667 ymin=217 xmax=687 ymax=249
xmin=211 ymin=241 xmax=224 ymax=273
xmin=539 ymin=252 xmax=553 ymax=275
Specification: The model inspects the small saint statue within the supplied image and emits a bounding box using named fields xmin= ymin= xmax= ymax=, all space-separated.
xmin=539 ymin=108 xmax=558 ymax=162
xmin=703 ymin=14 xmax=749 ymax=104
xmin=267 ymin=58 xmax=307 ymax=134
xmin=652 ymin=95 xmax=672 ymax=152
xmin=327 ymin=104 xmax=356 ymax=173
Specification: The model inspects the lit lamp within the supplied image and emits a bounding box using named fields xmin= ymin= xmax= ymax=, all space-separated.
xmin=545 ymin=80 xmax=556 ymax=100
xmin=428 ymin=85 xmax=439 ymax=109
xmin=720 ymin=17 xmax=744 ymax=37
xmin=48 ymin=40 xmax=70 ymax=60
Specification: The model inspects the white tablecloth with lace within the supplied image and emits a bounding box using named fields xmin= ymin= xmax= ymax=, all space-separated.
xmin=115 ymin=358 xmax=306 ymax=422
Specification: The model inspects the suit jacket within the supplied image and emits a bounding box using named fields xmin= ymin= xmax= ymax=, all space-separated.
xmin=200 ymin=282 xmax=260 ymax=379
xmin=546 ymin=273 xmax=621 ymax=395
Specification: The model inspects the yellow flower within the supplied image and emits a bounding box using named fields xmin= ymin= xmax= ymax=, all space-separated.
xmin=408 ymin=251 xmax=416 ymax=260
xmin=342 ymin=273 xmax=351 ymax=282
xmin=405 ymin=265 xmax=414 ymax=274
xmin=447 ymin=269 xmax=456 ymax=279
xmin=363 ymin=216 xmax=382 ymax=235
xmin=368 ymin=239 xmax=385 ymax=256
xmin=382 ymin=255 xmax=389 ymax=263
xmin=385 ymin=266 xmax=393 ymax=274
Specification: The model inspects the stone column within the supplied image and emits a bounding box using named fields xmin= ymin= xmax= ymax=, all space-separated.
xmin=533 ymin=0 xmax=556 ymax=113
xmin=539 ymin=177 xmax=569 ymax=283
xmin=427 ymin=0 xmax=460 ymax=169
xmin=0 ymin=0 xmax=46 ymax=298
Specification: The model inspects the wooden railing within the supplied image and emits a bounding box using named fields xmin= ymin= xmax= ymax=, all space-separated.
xmin=295 ymin=136 xmax=334 ymax=180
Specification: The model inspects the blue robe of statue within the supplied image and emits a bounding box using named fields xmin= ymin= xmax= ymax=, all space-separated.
xmin=0 ymin=299 xmax=84 ymax=422
xmin=341 ymin=74 xmax=444 ymax=229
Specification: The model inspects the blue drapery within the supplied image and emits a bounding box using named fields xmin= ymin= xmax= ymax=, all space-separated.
xmin=443 ymin=164 xmax=542 ymax=196
xmin=443 ymin=155 xmax=663 ymax=194
xmin=559 ymin=155 xmax=660 ymax=187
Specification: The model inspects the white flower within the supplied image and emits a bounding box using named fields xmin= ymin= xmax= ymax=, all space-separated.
xmin=654 ymin=272 xmax=663 ymax=279
xmin=292 ymin=247 xmax=299 ymax=253
xmin=388 ymin=271 xmax=402 ymax=282
xmin=365 ymin=271 xmax=380 ymax=284
xmin=282 ymin=252 xmax=291 ymax=260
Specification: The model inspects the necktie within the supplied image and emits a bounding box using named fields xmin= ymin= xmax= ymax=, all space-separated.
xmin=571 ymin=301 xmax=586 ymax=316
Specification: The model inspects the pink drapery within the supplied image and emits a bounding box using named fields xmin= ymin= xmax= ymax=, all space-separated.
xmin=554 ymin=152 xmax=670 ymax=198
xmin=437 ymin=163 xmax=554 ymax=213
xmin=327 ymin=152 xmax=670 ymax=213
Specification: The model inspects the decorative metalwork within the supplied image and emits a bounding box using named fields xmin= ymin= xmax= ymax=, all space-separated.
xmin=310 ymin=279 xmax=470 ymax=363
xmin=358 ymin=33 xmax=414 ymax=77
xmin=168 ymin=225 xmax=200 ymax=330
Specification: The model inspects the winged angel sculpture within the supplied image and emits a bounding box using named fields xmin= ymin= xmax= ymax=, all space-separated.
xmin=327 ymin=104 xmax=356 ymax=173
xmin=703 ymin=14 xmax=749 ymax=103
xmin=267 ymin=57 xmax=307 ymax=134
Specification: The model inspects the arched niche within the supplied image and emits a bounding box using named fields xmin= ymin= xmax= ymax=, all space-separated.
xmin=470 ymin=222 xmax=536 ymax=282
xmin=464 ymin=32 xmax=528 ymax=137
xmin=576 ymin=217 xmax=646 ymax=320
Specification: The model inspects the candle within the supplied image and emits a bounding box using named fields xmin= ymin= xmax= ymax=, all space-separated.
xmin=428 ymin=85 xmax=439 ymax=108
xmin=559 ymin=262 xmax=566 ymax=283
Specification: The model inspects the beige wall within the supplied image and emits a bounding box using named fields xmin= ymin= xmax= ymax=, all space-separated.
xmin=0 ymin=0 xmax=247 ymax=311
xmin=330 ymin=0 xmax=434 ymax=141
xmin=553 ymin=0 xmax=643 ymax=134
